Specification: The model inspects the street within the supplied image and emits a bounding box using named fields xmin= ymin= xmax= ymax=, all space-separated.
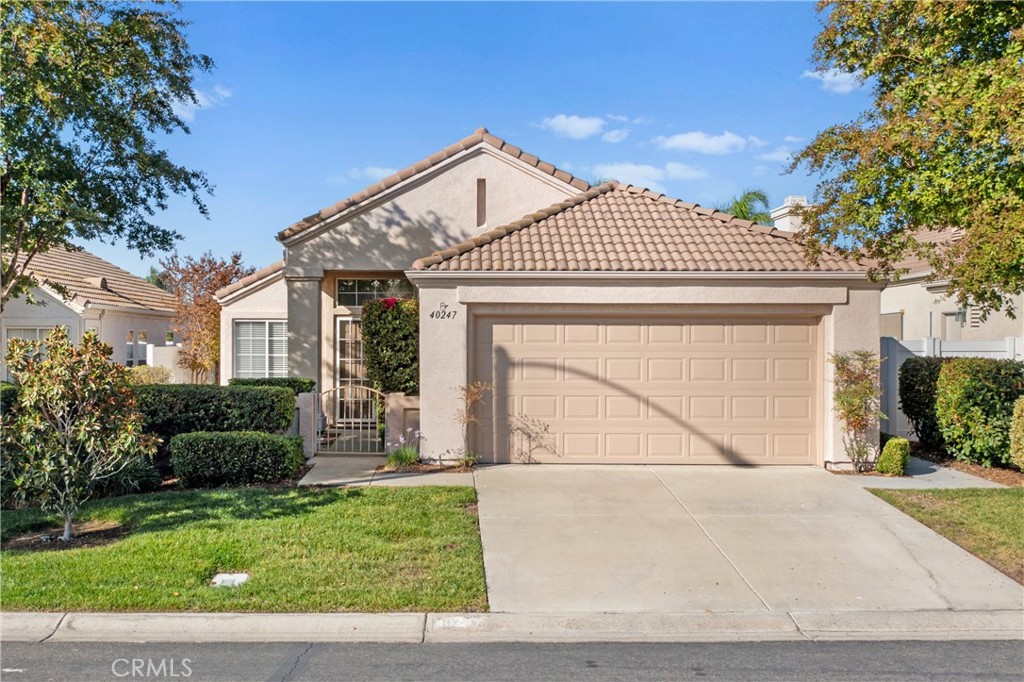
xmin=2 ymin=640 xmax=1021 ymax=682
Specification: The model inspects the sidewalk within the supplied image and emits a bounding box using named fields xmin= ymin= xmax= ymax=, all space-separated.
xmin=297 ymin=456 xmax=475 ymax=487
xmin=839 ymin=456 xmax=1005 ymax=489
xmin=3 ymin=610 xmax=1022 ymax=644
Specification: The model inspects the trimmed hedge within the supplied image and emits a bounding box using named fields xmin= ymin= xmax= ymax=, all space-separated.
xmin=361 ymin=297 xmax=419 ymax=396
xmin=935 ymin=358 xmax=1024 ymax=467
xmin=228 ymin=377 xmax=316 ymax=396
xmin=1011 ymin=396 xmax=1024 ymax=470
xmin=876 ymin=437 xmax=910 ymax=476
xmin=898 ymin=357 xmax=945 ymax=450
xmin=134 ymin=385 xmax=295 ymax=457
xmin=170 ymin=431 xmax=305 ymax=488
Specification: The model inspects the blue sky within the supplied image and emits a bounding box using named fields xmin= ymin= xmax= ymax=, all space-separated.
xmin=87 ymin=1 xmax=872 ymax=276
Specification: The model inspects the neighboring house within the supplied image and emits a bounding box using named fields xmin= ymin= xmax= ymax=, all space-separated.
xmin=1 ymin=247 xmax=179 ymax=378
xmin=218 ymin=129 xmax=879 ymax=468
xmin=879 ymin=228 xmax=1023 ymax=341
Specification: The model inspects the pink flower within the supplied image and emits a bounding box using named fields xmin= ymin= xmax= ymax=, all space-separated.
xmin=381 ymin=297 xmax=398 ymax=310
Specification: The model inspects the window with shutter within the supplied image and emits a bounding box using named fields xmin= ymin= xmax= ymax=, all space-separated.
xmin=233 ymin=320 xmax=288 ymax=378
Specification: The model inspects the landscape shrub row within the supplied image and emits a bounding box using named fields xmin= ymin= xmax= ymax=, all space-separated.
xmin=899 ymin=357 xmax=1024 ymax=467
xmin=228 ymin=377 xmax=316 ymax=396
xmin=171 ymin=431 xmax=305 ymax=488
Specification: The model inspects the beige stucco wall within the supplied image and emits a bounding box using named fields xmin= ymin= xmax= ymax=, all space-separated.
xmin=409 ymin=274 xmax=882 ymax=467
xmin=217 ymin=275 xmax=288 ymax=384
xmin=1 ymin=287 xmax=175 ymax=378
xmin=284 ymin=147 xmax=580 ymax=272
xmin=881 ymin=280 xmax=1023 ymax=341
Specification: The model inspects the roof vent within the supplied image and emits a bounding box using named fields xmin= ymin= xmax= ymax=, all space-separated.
xmin=85 ymin=276 xmax=108 ymax=290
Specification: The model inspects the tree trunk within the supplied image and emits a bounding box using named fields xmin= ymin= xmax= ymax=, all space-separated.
xmin=61 ymin=514 xmax=73 ymax=541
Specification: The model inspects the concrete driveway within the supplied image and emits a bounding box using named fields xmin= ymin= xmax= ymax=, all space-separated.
xmin=475 ymin=465 xmax=1022 ymax=614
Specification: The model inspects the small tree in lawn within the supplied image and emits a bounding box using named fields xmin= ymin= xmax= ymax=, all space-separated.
xmin=4 ymin=327 xmax=156 ymax=540
xmin=830 ymin=350 xmax=885 ymax=472
xmin=161 ymin=251 xmax=254 ymax=383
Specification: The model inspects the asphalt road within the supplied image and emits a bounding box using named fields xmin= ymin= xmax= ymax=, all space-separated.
xmin=1 ymin=640 xmax=1022 ymax=682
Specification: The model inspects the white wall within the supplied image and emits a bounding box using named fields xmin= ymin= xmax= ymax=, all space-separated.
xmin=881 ymin=280 xmax=1023 ymax=341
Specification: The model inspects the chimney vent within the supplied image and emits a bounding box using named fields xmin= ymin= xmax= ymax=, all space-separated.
xmin=770 ymin=195 xmax=810 ymax=232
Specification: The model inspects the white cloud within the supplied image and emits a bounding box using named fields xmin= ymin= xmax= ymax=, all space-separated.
xmin=602 ymin=128 xmax=630 ymax=143
xmin=632 ymin=116 xmax=654 ymax=125
xmin=747 ymin=135 xmax=768 ymax=148
xmin=539 ymin=114 xmax=606 ymax=140
xmin=783 ymin=135 xmax=805 ymax=144
xmin=606 ymin=114 xmax=630 ymax=123
xmin=801 ymin=68 xmax=862 ymax=94
xmin=653 ymin=130 xmax=753 ymax=155
xmin=756 ymin=147 xmax=793 ymax=163
xmin=752 ymin=165 xmax=770 ymax=177
xmin=326 ymin=166 xmax=398 ymax=185
xmin=591 ymin=162 xmax=708 ymax=193
xmin=172 ymin=85 xmax=232 ymax=122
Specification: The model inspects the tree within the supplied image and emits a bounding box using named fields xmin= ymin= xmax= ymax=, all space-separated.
xmin=830 ymin=349 xmax=885 ymax=473
xmin=0 ymin=0 xmax=213 ymax=312
xmin=791 ymin=2 xmax=1024 ymax=316
xmin=715 ymin=189 xmax=773 ymax=224
xmin=4 ymin=327 xmax=156 ymax=540
xmin=145 ymin=266 xmax=169 ymax=291
xmin=161 ymin=251 xmax=253 ymax=383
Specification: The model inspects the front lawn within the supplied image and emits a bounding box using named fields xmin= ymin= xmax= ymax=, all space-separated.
xmin=0 ymin=486 xmax=487 ymax=612
xmin=870 ymin=488 xmax=1024 ymax=584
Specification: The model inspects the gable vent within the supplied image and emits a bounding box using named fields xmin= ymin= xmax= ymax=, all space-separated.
xmin=969 ymin=306 xmax=983 ymax=329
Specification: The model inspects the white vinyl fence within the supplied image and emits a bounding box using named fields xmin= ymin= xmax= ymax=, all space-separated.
xmin=880 ymin=336 xmax=1023 ymax=438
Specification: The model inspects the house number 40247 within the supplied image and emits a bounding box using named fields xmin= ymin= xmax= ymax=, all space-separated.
xmin=429 ymin=302 xmax=458 ymax=320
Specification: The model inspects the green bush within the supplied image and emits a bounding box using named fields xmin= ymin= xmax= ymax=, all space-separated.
xmin=879 ymin=431 xmax=895 ymax=450
xmin=898 ymin=357 xmax=946 ymax=450
xmin=1011 ymin=396 xmax=1024 ymax=470
xmin=228 ymin=377 xmax=316 ymax=395
xmin=170 ymin=431 xmax=305 ymax=488
xmin=128 ymin=365 xmax=173 ymax=385
xmin=386 ymin=445 xmax=420 ymax=469
xmin=134 ymin=385 xmax=295 ymax=458
xmin=0 ymin=382 xmax=18 ymax=417
xmin=935 ymin=358 xmax=1024 ymax=467
xmin=876 ymin=437 xmax=910 ymax=476
xmin=93 ymin=456 xmax=163 ymax=498
xmin=361 ymin=298 xmax=419 ymax=396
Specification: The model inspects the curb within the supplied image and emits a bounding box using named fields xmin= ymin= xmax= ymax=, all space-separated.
xmin=3 ymin=610 xmax=1022 ymax=644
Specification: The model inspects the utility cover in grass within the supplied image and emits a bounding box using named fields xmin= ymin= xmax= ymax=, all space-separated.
xmin=210 ymin=573 xmax=249 ymax=587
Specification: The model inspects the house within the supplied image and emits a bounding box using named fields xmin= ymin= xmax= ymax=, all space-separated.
xmin=879 ymin=229 xmax=1023 ymax=342
xmin=217 ymin=129 xmax=879 ymax=467
xmin=1 ymin=247 xmax=179 ymax=378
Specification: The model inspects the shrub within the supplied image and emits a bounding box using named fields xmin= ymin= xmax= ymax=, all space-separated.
xmin=1008 ymin=396 xmax=1024 ymax=470
xmin=228 ymin=377 xmax=316 ymax=395
xmin=830 ymin=350 xmax=885 ymax=472
xmin=361 ymin=297 xmax=419 ymax=396
xmin=134 ymin=384 xmax=295 ymax=458
xmin=0 ymin=382 xmax=18 ymax=416
xmin=879 ymin=431 xmax=895 ymax=450
xmin=876 ymin=437 xmax=910 ymax=476
xmin=92 ymin=455 xmax=163 ymax=498
xmin=170 ymin=431 xmax=304 ymax=488
xmin=898 ymin=357 xmax=946 ymax=450
xmin=4 ymin=328 xmax=156 ymax=540
xmin=935 ymin=358 xmax=1024 ymax=467
xmin=128 ymin=364 xmax=173 ymax=385
xmin=386 ymin=445 xmax=420 ymax=469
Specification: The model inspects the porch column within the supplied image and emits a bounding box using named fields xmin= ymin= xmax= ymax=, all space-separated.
xmin=285 ymin=268 xmax=323 ymax=382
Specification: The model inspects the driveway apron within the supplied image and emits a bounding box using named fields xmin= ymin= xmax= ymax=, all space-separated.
xmin=474 ymin=465 xmax=1023 ymax=614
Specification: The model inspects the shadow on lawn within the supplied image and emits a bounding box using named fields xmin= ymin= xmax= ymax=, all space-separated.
xmin=2 ymin=487 xmax=365 ymax=544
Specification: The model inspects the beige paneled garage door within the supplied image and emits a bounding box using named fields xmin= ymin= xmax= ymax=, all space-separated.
xmin=473 ymin=316 xmax=819 ymax=465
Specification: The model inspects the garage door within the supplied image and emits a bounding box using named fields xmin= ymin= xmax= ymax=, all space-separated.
xmin=473 ymin=316 xmax=819 ymax=465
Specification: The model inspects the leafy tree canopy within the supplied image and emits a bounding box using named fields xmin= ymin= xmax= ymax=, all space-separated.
xmin=715 ymin=188 xmax=773 ymax=224
xmin=791 ymin=1 xmax=1024 ymax=316
xmin=0 ymin=0 xmax=213 ymax=311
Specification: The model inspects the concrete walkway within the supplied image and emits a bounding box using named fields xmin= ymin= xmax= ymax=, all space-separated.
xmin=840 ymin=456 xmax=1005 ymax=489
xmin=298 ymin=456 xmax=474 ymax=487
xmin=475 ymin=465 xmax=1022 ymax=615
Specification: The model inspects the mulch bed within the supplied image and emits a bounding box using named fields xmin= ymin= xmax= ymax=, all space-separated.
xmin=2 ymin=519 xmax=129 ymax=553
xmin=376 ymin=463 xmax=476 ymax=475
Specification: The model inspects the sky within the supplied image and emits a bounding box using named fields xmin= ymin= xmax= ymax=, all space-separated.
xmin=85 ymin=1 xmax=874 ymax=277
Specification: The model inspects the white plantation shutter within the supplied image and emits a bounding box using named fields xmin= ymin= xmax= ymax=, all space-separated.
xmin=234 ymin=321 xmax=287 ymax=378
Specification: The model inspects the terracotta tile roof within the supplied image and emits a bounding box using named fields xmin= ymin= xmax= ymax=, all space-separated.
xmin=20 ymin=247 xmax=176 ymax=313
xmin=890 ymin=227 xmax=962 ymax=277
xmin=412 ymin=182 xmax=867 ymax=273
xmin=215 ymin=260 xmax=284 ymax=300
xmin=277 ymin=128 xmax=591 ymax=242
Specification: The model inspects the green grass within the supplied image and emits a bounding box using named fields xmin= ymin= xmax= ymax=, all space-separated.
xmin=0 ymin=486 xmax=487 ymax=612
xmin=870 ymin=488 xmax=1024 ymax=584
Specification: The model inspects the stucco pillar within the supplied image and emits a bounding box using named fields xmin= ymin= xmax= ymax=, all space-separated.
xmin=285 ymin=270 xmax=323 ymax=382
xmin=825 ymin=286 xmax=882 ymax=467
xmin=416 ymin=285 xmax=467 ymax=462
